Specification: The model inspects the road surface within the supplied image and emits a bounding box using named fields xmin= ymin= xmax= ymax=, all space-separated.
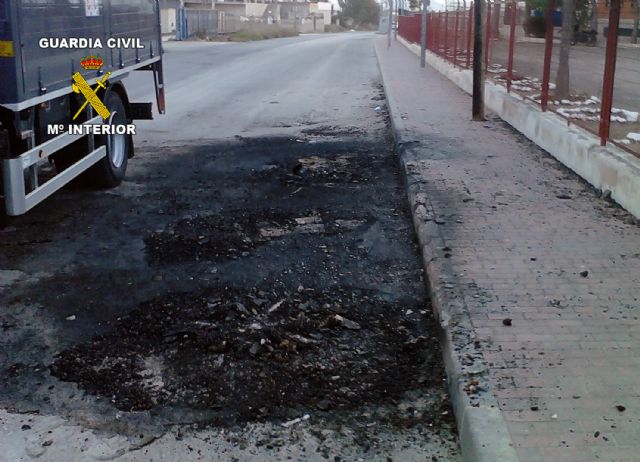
xmin=0 ymin=33 xmax=461 ymax=461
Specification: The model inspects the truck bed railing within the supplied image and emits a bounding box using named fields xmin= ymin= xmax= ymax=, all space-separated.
xmin=3 ymin=116 xmax=105 ymax=216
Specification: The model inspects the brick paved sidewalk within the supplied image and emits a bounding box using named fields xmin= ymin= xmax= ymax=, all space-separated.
xmin=376 ymin=37 xmax=640 ymax=462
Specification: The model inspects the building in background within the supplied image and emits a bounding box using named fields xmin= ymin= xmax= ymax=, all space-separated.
xmin=596 ymin=0 xmax=639 ymax=43
xmin=160 ymin=0 xmax=181 ymax=35
xmin=162 ymin=0 xmax=338 ymax=36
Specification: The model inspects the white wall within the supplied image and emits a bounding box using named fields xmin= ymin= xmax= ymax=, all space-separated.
xmin=160 ymin=8 xmax=177 ymax=34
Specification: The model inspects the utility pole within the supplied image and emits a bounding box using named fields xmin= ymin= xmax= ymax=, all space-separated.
xmin=388 ymin=0 xmax=393 ymax=47
xmin=395 ymin=1 xmax=399 ymax=41
xmin=420 ymin=0 xmax=428 ymax=67
xmin=472 ymin=0 xmax=485 ymax=120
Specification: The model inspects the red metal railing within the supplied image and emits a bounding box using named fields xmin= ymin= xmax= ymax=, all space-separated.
xmin=600 ymin=0 xmax=622 ymax=146
xmin=398 ymin=15 xmax=421 ymax=45
xmin=397 ymin=0 xmax=635 ymax=157
xmin=540 ymin=0 xmax=555 ymax=112
xmin=398 ymin=8 xmax=475 ymax=70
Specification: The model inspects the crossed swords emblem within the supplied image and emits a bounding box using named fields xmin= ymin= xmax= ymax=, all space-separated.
xmin=71 ymin=71 xmax=112 ymax=121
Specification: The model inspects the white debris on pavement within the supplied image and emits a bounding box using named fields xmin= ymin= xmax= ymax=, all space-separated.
xmin=555 ymin=101 xmax=639 ymax=123
xmin=487 ymin=64 xmax=507 ymax=74
xmin=491 ymin=71 xmax=638 ymax=126
xmin=619 ymin=109 xmax=639 ymax=123
xmin=615 ymin=132 xmax=640 ymax=144
xmin=281 ymin=414 xmax=310 ymax=428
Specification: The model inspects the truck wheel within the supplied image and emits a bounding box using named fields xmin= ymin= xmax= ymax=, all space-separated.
xmin=54 ymin=92 xmax=130 ymax=188
xmin=86 ymin=92 xmax=130 ymax=188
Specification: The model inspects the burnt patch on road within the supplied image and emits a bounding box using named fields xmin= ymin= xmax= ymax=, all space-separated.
xmin=301 ymin=125 xmax=366 ymax=138
xmin=1 ymin=91 xmax=458 ymax=458
xmin=145 ymin=208 xmax=372 ymax=265
xmin=253 ymin=153 xmax=372 ymax=185
xmin=50 ymin=286 xmax=451 ymax=430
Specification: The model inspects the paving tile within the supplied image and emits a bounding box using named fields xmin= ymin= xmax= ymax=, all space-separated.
xmin=378 ymin=36 xmax=640 ymax=461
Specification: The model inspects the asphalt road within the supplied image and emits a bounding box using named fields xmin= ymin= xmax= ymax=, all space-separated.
xmin=127 ymin=34 xmax=385 ymax=144
xmin=0 ymin=33 xmax=461 ymax=461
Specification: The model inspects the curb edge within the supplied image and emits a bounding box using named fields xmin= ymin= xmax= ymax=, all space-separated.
xmin=374 ymin=38 xmax=519 ymax=462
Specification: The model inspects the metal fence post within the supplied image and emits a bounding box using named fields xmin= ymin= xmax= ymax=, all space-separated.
xmin=507 ymin=0 xmax=517 ymax=92
xmin=444 ymin=10 xmax=449 ymax=60
xmin=431 ymin=12 xmax=436 ymax=52
xmin=434 ymin=13 xmax=439 ymax=55
xmin=600 ymin=0 xmax=621 ymax=145
xmin=427 ymin=13 xmax=431 ymax=51
xmin=433 ymin=13 xmax=438 ymax=54
xmin=541 ymin=0 xmax=555 ymax=111
xmin=429 ymin=13 xmax=433 ymax=51
xmin=453 ymin=7 xmax=460 ymax=65
xmin=438 ymin=12 xmax=443 ymax=55
xmin=421 ymin=1 xmax=428 ymax=67
xmin=441 ymin=12 xmax=445 ymax=56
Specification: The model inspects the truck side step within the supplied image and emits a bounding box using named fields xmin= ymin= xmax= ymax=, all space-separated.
xmin=129 ymin=102 xmax=154 ymax=120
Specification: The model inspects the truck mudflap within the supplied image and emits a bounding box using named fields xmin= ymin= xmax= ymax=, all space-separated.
xmin=0 ymin=128 xmax=8 ymax=157
xmin=2 ymin=116 xmax=105 ymax=216
xmin=154 ymin=61 xmax=166 ymax=115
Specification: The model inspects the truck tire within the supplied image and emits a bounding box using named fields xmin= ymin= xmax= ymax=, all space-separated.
xmin=86 ymin=91 xmax=130 ymax=188
xmin=54 ymin=91 xmax=130 ymax=188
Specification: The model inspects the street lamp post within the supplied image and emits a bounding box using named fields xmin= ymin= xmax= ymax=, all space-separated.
xmin=395 ymin=0 xmax=399 ymax=41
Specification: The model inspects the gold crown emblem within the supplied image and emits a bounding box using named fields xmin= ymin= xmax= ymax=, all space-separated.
xmin=80 ymin=54 xmax=104 ymax=70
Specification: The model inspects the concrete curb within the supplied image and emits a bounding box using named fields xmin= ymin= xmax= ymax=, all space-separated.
xmin=374 ymin=40 xmax=519 ymax=462
xmin=397 ymin=36 xmax=640 ymax=220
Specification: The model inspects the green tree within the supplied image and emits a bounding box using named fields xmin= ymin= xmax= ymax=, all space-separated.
xmin=526 ymin=0 xmax=547 ymax=13
xmin=555 ymin=0 xmax=594 ymax=97
xmin=338 ymin=0 xmax=380 ymax=27
xmin=575 ymin=0 xmax=595 ymax=31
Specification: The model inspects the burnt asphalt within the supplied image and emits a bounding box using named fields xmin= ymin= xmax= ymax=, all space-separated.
xmin=0 ymin=33 xmax=461 ymax=461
